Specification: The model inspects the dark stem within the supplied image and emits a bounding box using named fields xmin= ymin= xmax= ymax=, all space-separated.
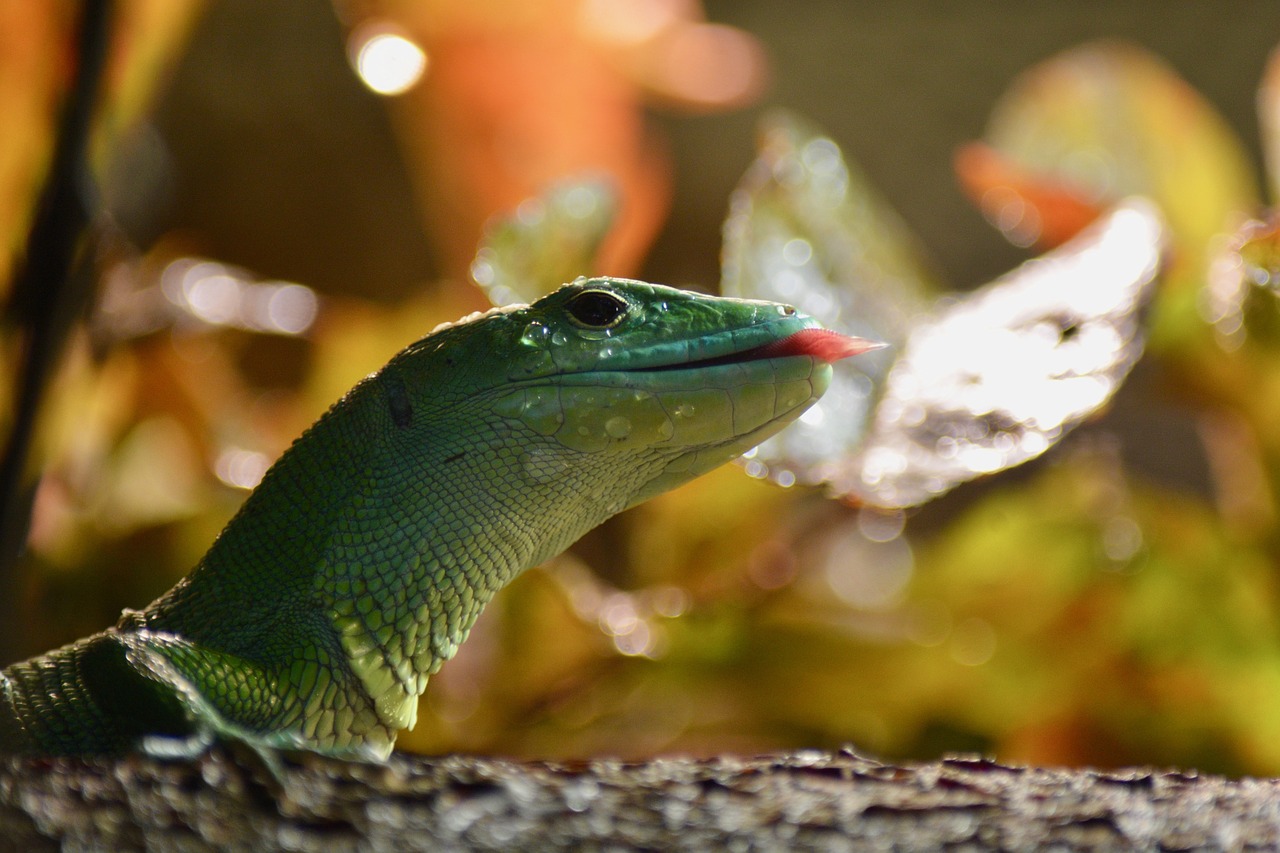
xmin=0 ymin=0 xmax=115 ymax=663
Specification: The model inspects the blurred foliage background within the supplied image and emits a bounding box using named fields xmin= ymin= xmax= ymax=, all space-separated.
xmin=6 ymin=0 xmax=1280 ymax=777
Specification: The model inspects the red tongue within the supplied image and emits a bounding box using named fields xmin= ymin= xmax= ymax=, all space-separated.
xmin=758 ymin=329 xmax=887 ymax=363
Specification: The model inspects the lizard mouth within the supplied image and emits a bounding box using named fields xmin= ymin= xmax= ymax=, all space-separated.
xmin=635 ymin=328 xmax=885 ymax=373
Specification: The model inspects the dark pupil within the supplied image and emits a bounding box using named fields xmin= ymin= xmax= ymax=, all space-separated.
xmin=567 ymin=290 xmax=627 ymax=327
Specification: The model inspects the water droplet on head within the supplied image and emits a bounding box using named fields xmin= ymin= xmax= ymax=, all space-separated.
xmin=551 ymin=331 xmax=568 ymax=346
xmin=604 ymin=416 xmax=632 ymax=439
xmin=520 ymin=321 xmax=550 ymax=347
xmin=674 ymin=404 xmax=694 ymax=418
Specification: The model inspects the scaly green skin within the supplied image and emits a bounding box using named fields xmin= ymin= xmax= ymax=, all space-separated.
xmin=0 ymin=277 xmax=837 ymax=760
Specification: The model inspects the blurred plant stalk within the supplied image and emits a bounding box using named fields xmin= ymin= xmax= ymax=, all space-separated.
xmin=0 ymin=0 xmax=201 ymax=660
xmin=0 ymin=1 xmax=201 ymax=298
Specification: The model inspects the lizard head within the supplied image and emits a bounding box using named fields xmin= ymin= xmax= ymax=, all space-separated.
xmin=128 ymin=277 xmax=881 ymax=759
xmin=157 ymin=277 xmax=882 ymax=752
xmin=384 ymin=277 xmax=881 ymax=512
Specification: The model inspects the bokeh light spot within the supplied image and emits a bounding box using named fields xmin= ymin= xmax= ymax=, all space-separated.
xmin=350 ymin=25 xmax=427 ymax=96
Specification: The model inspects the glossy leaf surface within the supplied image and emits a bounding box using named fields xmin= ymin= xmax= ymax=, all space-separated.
xmin=725 ymin=117 xmax=1164 ymax=506
xmin=842 ymin=201 xmax=1164 ymax=507
xmin=471 ymin=178 xmax=617 ymax=305
xmin=721 ymin=114 xmax=934 ymax=479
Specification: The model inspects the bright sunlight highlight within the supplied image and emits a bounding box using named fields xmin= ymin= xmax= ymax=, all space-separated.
xmin=349 ymin=25 xmax=427 ymax=96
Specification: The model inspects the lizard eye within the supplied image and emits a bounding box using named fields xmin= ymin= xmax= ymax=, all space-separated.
xmin=565 ymin=289 xmax=629 ymax=329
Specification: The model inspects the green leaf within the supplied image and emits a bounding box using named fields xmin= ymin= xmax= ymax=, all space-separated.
xmin=471 ymin=177 xmax=617 ymax=306
xmin=720 ymin=112 xmax=935 ymax=481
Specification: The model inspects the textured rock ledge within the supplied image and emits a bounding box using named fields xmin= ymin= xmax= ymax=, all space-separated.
xmin=2 ymin=746 xmax=1278 ymax=851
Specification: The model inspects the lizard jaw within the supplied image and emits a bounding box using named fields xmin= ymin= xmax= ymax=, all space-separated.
xmin=628 ymin=328 xmax=885 ymax=373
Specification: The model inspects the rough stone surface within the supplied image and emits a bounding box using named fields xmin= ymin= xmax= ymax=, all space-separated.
xmin=2 ymin=747 xmax=1278 ymax=851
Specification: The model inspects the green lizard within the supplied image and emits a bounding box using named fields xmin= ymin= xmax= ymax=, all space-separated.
xmin=0 ymin=277 xmax=878 ymax=761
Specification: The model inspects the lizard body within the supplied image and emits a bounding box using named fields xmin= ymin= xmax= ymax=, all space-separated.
xmin=0 ymin=278 xmax=875 ymax=760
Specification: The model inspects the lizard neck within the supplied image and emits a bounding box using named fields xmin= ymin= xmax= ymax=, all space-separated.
xmin=317 ymin=446 xmax=549 ymax=733
xmin=142 ymin=369 xmax=617 ymax=735
xmin=142 ymin=378 xmax=381 ymax=650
